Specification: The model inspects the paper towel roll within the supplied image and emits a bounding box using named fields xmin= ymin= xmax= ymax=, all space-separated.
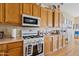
xmin=11 ymin=29 xmax=16 ymax=38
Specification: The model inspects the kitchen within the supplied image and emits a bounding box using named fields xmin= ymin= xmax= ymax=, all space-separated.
xmin=0 ymin=3 xmax=74 ymax=56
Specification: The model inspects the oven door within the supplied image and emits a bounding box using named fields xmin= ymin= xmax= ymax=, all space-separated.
xmin=24 ymin=44 xmax=33 ymax=56
xmin=37 ymin=43 xmax=43 ymax=54
xmin=32 ymin=45 xmax=38 ymax=56
xmin=22 ymin=14 xmax=40 ymax=27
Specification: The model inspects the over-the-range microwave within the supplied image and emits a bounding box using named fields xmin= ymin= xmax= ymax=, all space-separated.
xmin=22 ymin=14 xmax=40 ymax=27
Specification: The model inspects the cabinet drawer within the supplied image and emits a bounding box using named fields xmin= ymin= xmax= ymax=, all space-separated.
xmin=7 ymin=41 xmax=23 ymax=49
xmin=7 ymin=47 xmax=23 ymax=56
xmin=0 ymin=44 xmax=7 ymax=51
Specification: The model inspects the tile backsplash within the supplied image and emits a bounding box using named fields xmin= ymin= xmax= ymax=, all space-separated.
xmin=0 ymin=24 xmax=22 ymax=38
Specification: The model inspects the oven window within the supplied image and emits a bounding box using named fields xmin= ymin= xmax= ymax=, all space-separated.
xmin=23 ymin=17 xmax=38 ymax=24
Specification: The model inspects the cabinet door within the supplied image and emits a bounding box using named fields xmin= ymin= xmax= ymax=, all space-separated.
xmin=0 ymin=4 xmax=4 ymax=23
xmin=0 ymin=44 xmax=7 ymax=56
xmin=62 ymin=37 xmax=66 ymax=47
xmin=32 ymin=4 xmax=41 ymax=17
xmin=53 ymin=35 xmax=58 ymax=52
xmin=54 ymin=8 xmax=59 ymax=27
xmin=7 ymin=41 xmax=23 ymax=50
xmin=5 ymin=3 xmax=21 ymax=25
xmin=8 ymin=47 xmax=23 ymax=56
xmin=40 ymin=7 xmax=48 ymax=29
xmin=58 ymin=35 xmax=63 ymax=49
xmin=23 ymin=3 xmax=32 ymax=15
xmin=47 ymin=9 xmax=53 ymax=27
xmin=44 ymin=36 xmax=53 ymax=55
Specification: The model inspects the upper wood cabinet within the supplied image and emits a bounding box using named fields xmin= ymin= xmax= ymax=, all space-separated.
xmin=47 ymin=9 xmax=53 ymax=27
xmin=0 ymin=4 xmax=4 ymax=23
xmin=5 ymin=3 xmax=22 ymax=26
xmin=23 ymin=3 xmax=32 ymax=15
xmin=32 ymin=4 xmax=41 ymax=17
xmin=40 ymin=7 xmax=48 ymax=29
xmin=54 ymin=8 xmax=58 ymax=27
xmin=54 ymin=5 xmax=61 ymax=28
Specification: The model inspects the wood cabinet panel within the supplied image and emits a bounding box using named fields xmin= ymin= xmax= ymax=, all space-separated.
xmin=7 ymin=41 xmax=23 ymax=50
xmin=53 ymin=36 xmax=58 ymax=52
xmin=0 ymin=44 xmax=7 ymax=51
xmin=44 ymin=36 xmax=53 ymax=55
xmin=62 ymin=37 xmax=66 ymax=47
xmin=40 ymin=7 xmax=48 ymax=29
xmin=8 ymin=47 xmax=23 ymax=56
xmin=0 ymin=4 xmax=4 ymax=23
xmin=32 ymin=4 xmax=41 ymax=17
xmin=47 ymin=9 xmax=53 ymax=27
xmin=58 ymin=35 xmax=63 ymax=49
xmin=5 ymin=3 xmax=21 ymax=25
xmin=23 ymin=3 xmax=32 ymax=15
xmin=54 ymin=8 xmax=59 ymax=27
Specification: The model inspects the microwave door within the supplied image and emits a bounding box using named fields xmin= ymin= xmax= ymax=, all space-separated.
xmin=22 ymin=14 xmax=40 ymax=27
xmin=22 ymin=17 xmax=39 ymax=26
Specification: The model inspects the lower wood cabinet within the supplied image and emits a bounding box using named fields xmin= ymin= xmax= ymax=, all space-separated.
xmin=62 ymin=37 xmax=66 ymax=47
xmin=7 ymin=41 xmax=23 ymax=50
xmin=53 ymin=35 xmax=58 ymax=52
xmin=44 ymin=36 xmax=53 ymax=55
xmin=0 ymin=41 xmax=23 ymax=56
xmin=44 ymin=35 xmax=66 ymax=55
xmin=0 ymin=44 xmax=7 ymax=56
xmin=8 ymin=47 xmax=23 ymax=56
xmin=44 ymin=36 xmax=58 ymax=55
xmin=58 ymin=35 xmax=63 ymax=49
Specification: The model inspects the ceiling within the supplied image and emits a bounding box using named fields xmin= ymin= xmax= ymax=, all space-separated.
xmin=60 ymin=3 xmax=79 ymax=17
xmin=41 ymin=3 xmax=79 ymax=17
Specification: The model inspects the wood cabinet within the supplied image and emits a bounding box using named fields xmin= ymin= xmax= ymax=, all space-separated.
xmin=62 ymin=37 xmax=66 ymax=47
xmin=8 ymin=47 xmax=23 ymax=56
xmin=0 ymin=44 xmax=7 ymax=56
xmin=5 ymin=3 xmax=22 ymax=25
xmin=44 ymin=35 xmax=60 ymax=55
xmin=32 ymin=4 xmax=41 ymax=17
xmin=58 ymin=35 xmax=63 ymax=49
xmin=54 ymin=8 xmax=58 ymax=27
xmin=54 ymin=6 xmax=60 ymax=27
xmin=53 ymin=35 xmax=58 ymax=52
xmin=7 ymin=41 xmax=23 ymax=56
xmin=0 ymin=4 xmax=4 ymax=23
xmin=40 ymin=7 xmax=48 ymax=29
xmin=47 ymin=9 xmax=53 ymax=27
xmin=23 ymin=3 xmax=32 ymax=15
xmin=44 ymin=36 xmax=53 ymax=55
xmin=0 ymin=41 xmax=23 ymax=56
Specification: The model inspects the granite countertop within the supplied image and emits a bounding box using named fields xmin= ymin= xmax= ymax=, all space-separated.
xmin=46 ymin=34 xmax=60 ymax=37
xmin=0 ymin=37 xmax=23 ymax=44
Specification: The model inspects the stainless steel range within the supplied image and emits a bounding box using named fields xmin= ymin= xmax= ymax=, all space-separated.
xmin=22 ymin=28 xmax=44 ymax=56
